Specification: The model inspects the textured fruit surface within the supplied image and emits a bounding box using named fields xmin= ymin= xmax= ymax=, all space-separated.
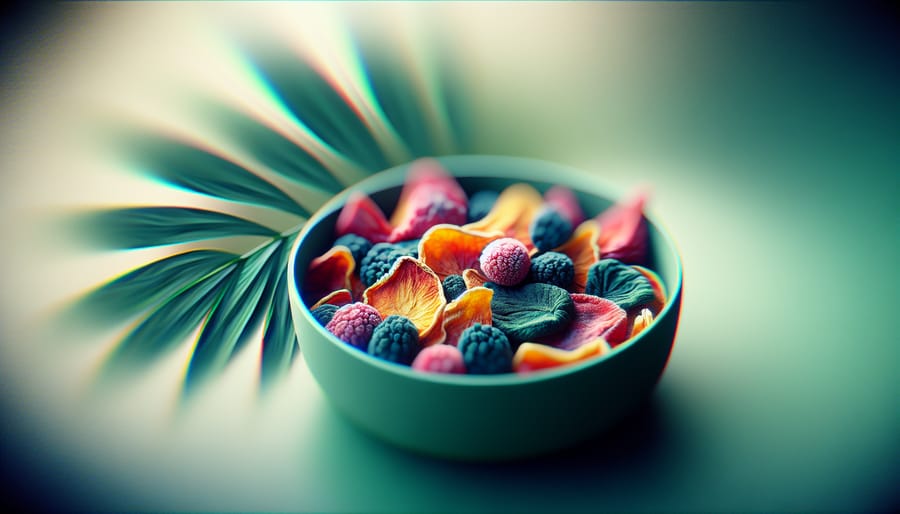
xmin=479 ymin=237 xmax=531 ymax=286
xmin=368 ymin=315 xmax=420 ymax=365
xmin=411 ymin=344 xmax=466 ymax=374
xmin=325 ymin=303 xmax=383 ymax=349
xmin=457 ymin=323 xmax=513 ymax=374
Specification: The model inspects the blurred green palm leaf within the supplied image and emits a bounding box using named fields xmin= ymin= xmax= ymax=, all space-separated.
xmin=74 ymin=29 xmax=472 ymax=396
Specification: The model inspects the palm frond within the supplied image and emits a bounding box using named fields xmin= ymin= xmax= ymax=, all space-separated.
xmin=242 ymin=42 xmax=391 ymax=173
xmin=119 ymin=131 xmax=310 ymax=218
xmin=184 ymin=237 xmax=286 ymax=392
xmin=103 ymin=261 xmax=240 ymax=375
xmin=75 ymin=207 xmax=278 ymax=249
xmin=74 ymin=26 xmax=473 ymax=396
xmin=259 ymin=263 xmax=298 ymax=390
xmin=79 ymin=250 xmax=239 ymax=322
xmin=199 ymin=102 xmax=348 ymax=194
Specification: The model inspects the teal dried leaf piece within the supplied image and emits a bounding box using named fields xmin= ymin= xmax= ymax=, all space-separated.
xmin=485 ymin=282 xmax=574 ymax=344
xmin=585 ymin=259 xmax=656 ymax=313
xmin=76 ymin=207 xmax=278 ymax=249
xmin=537 ymin=294 xmax=628 ymax=351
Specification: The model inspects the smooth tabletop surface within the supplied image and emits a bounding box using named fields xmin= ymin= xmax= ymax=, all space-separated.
xmin=0 ymin=2 xmax=897 ymax=512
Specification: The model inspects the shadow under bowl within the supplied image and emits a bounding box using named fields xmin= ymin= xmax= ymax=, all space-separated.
xmin=288 ymin=155 xmax=683 ymax=461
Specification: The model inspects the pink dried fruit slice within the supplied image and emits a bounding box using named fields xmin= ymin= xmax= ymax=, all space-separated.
xmin=388 ymin=159 xmax=468 ymax=242
xmin=536 ymin=293 xmax=627 ymax=350
xmin=363 ymin=256 xmax=446 ymax=341
xmin=303 ymin=246 xmax=355 ymax=306
xmin=335 ymin=191 xmax=393 ymax=243
xmin=595 ymin=189 xmax=649 ymax=264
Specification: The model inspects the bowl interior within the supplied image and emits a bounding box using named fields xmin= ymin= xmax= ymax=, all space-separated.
xmin=289 ymin=155 xmax=682 ymax=385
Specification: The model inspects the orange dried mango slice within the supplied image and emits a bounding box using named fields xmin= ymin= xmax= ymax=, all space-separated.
xmin=310 ymin=289 xmax=353 ymax=310
xmin=419 ymin=225 xmax=502 ymax=280
xmin=554 ymin=220 xmax=601 ymax=293
xmin=629 ymin=308 xmax=654 ymax=339
xmin=463 ymin=183 xmax=543 ymax=250
xmin=363 ymin=256 xmax=446 ymax=340
xmin=303 ymin=246 xmax=355 ymax=306
xmin=462 ymin=268 xmax=489 ymax=289
xmin=513 ymin=339 xmax=610 ymax=374
xmin=441 ymin=286 xmax=493 ymax=347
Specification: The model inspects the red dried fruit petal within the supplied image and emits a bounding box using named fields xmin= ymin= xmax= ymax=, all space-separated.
xmin=554 ymin=220 xmax=601 ymax=293
xmin=463 ymin=183 xmax=543 ymax=251
xmin=441 ymin=286 xmax=493 ymax=347
xmin=595 ymin=189 xmax=649 ymax=264
xmin=303 ymin=246 xmax=355 ymax=306
xmin=419 ymin=224 xmax=502 ymax=280
xmin=310 ymin=289 xmax=353 ymax=310
xmin=544 ymin=185 xmax=586 ymax=227
xmin=335 ymin=191 xmax=392 ymax=243
xmin=363 ymin=256 xmax=447 ymax=340
xmin=537 ymin=293 xmax=627 ymax=350
xmin=513 ymin=339 xmax=610 ymax=374
xmin=462 ymin=268 xmax=489 ymax=289
xmin=388 ymin=159 xmax=467 ymax=242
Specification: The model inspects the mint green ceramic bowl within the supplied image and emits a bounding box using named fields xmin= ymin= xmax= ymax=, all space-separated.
xmin=288 ymin=155 xmax=683 ymax=460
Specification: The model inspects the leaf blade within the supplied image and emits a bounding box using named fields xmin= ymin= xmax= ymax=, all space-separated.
xmin=78 ymin=249 xmax=238 ymax=321
xmin=103 ymin=262 xmax=239 ymax=374
xmin=201 ymin=102 xmax=346 ymax=194
xmin=185 ymin=238 xmax=285 ymax=391
xmin=75 ymin=207 xmax=278 ymax=249
xmin=120 ymin=131 xmax=309 ymax=217
xmin=244 ymin=44 xmax=390 ymax=173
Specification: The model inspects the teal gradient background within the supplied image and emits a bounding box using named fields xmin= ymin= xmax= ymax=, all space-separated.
xmin=0 ymin=2 xmax=897 ymax=512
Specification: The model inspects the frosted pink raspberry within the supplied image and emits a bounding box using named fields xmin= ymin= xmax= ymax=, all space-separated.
xmin=411 ymin=344 xmax=466 ymax=374
xmin=479 ymin=237 xmax=531 ymax=286
xmin=325 ymin=302 xmax=383 ymax=349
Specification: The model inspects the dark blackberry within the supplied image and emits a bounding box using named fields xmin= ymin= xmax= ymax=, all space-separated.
xmin=334 ymin=233 xmax=373 ymax=265
xmin=368 ymin=315 xmax=420 ymax=365
xmin=529 ymin=251 xmax=575 ymax=289
xmin=467 ymin=190 xmax=499 ymax=222
xmin=310 ymin=304 xmax=339 ymax=326
xmin=529 ymin=207 xmax=573 ymax=252
xmin=457 ymin=323 xmax=513 ymax=374
xmin=359 ymin=243 xmax=408 ymax=287
xmin=442 ymin=274 xmax=467 ymax=300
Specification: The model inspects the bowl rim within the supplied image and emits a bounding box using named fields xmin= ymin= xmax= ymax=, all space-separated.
xmin=287 ymin=154 xmax=683 ymax=387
